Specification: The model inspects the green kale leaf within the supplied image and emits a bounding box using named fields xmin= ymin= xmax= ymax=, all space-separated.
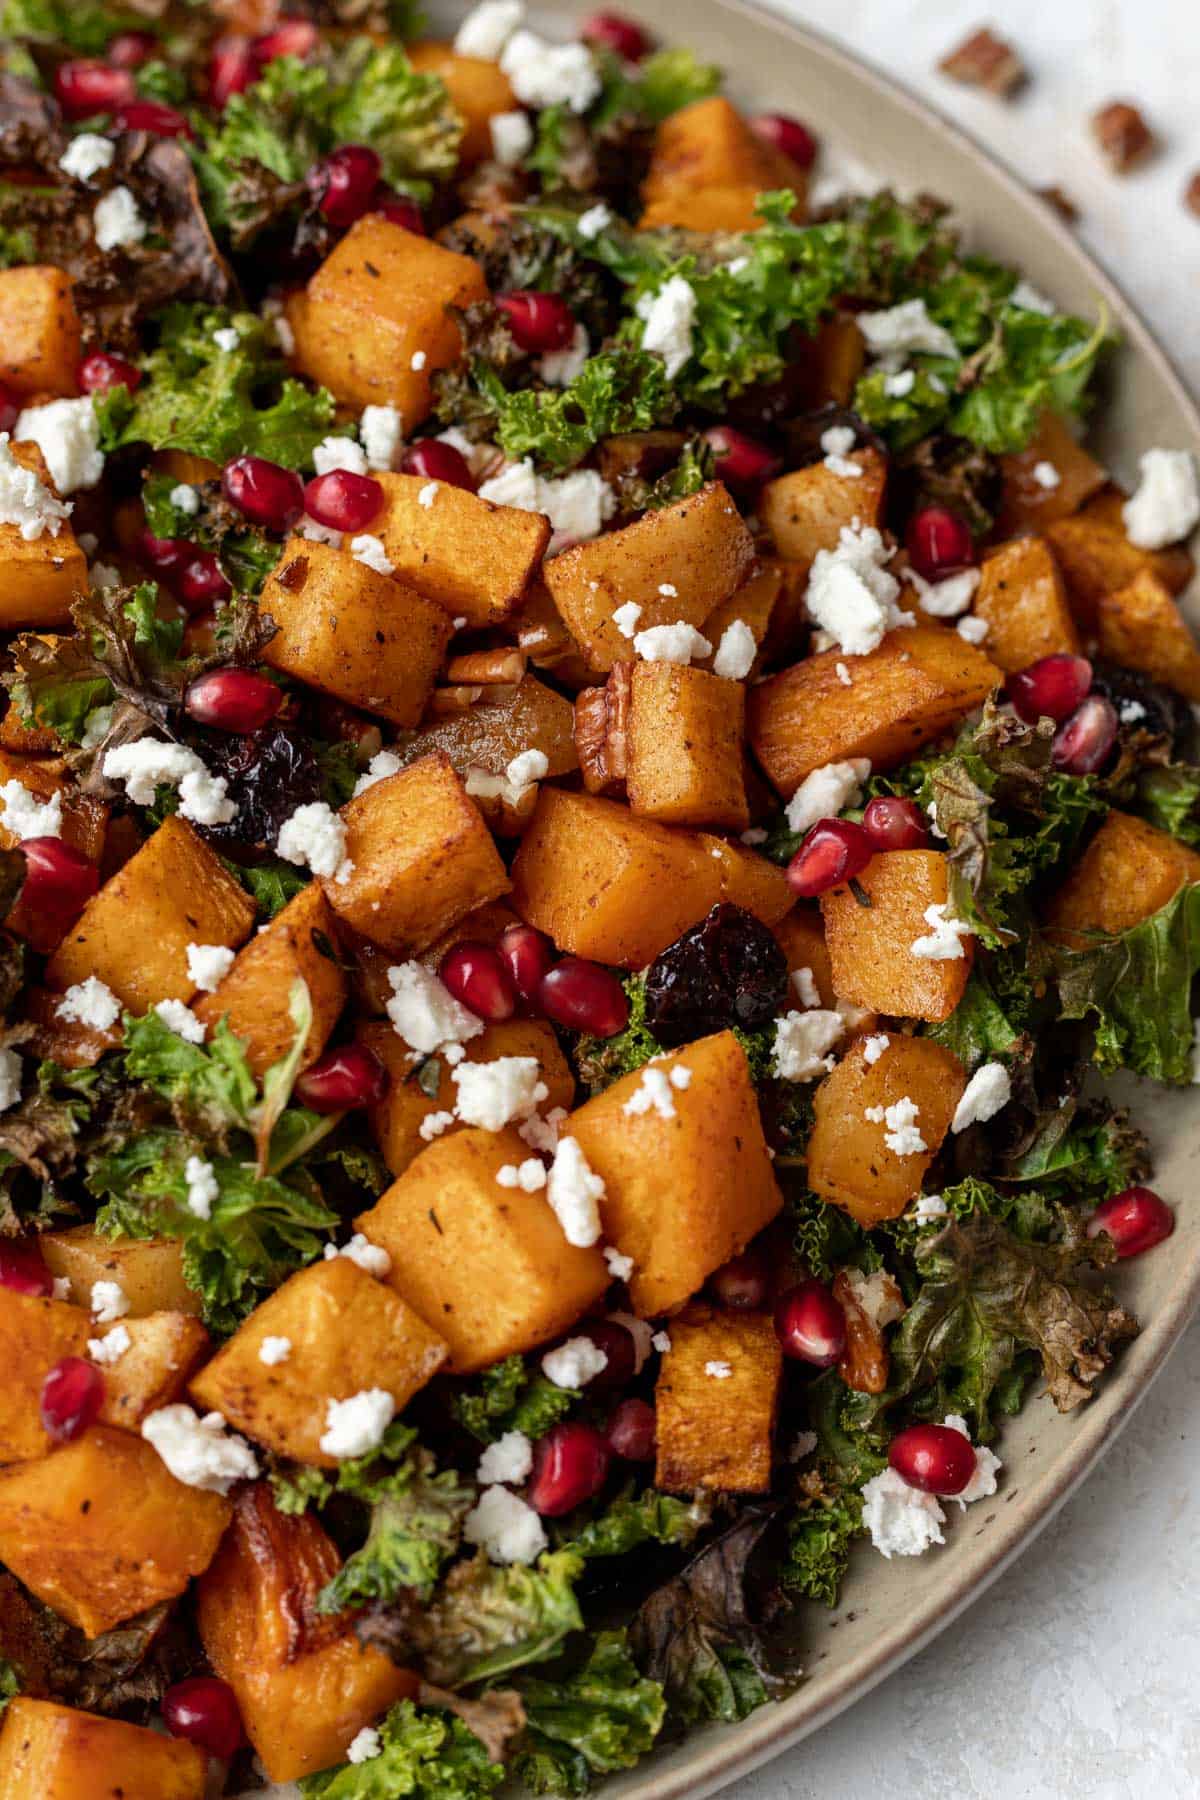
xmin=413 ymin=1550 xmax=586 ymax=1687
xmin=236 ymin=858 xmax=309 ymax=919
xmin=1054 ymin=880 xmax=1200 ymax=1083
xmin=788 ymin=1189 xmax=881 ymax=1284
xmin=0 ymin=0 xmax=151 ymax=52
xmin=316 ymin=1446 xmax=473 ymax=1613
xmin=781 ymin=1484 xmax=863 ymax=1607
xmin=569 ymin=1486 xmax=712 ymax=1560
xmin=924 ymin=968 xmax=1025 ymax=1070
xmin=515 ymin=1630 xmax=666 ymax=1792
xmin=326 ymin=41 xmax=462 ymax=186
xmin=590 ymin=45 xmax=720 ymax=129
xmin=453 ymin=1354 xmax=578 ymax=1444
xmin=1133 ymin=763 xmax=1200 ymax=847
xmin=473 ymin=349 xmax=677 ymax=474
xmin=998 ymin=1099 xmax=1149 ymax=1202
xmin=142 ymin=471 xmax=278 ymax=599
xmin=299 ymin=1699 xmax=503 ymax=1800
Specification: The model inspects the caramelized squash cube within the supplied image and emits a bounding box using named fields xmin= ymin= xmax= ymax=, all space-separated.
xmin=641 ymin=97 xmax=807 ymax=211
xmin=773 ymin=906 xmax=838 ymax=1008
xmin=39 ymin=1227 xmax=200 ymax=1317
xmin=0 ymin=442 xmax=87 ymax=630
xmin=0 ymin=1697 xmax=206 ymax=1800
xmin=568 ymin=1031 xmax=782 ymax=1316
xmin=759 ymin=448 xmax=888 ymax=570
xmin=404 ymin=674 xmax=578 ymax=779
xmin=655 ymin=1306 xmax=782 ymax=1493
xmin=1096 ymin=568 xmax=1200 ymax=700
xmin=1043 ymin=810 xmax=1200 ymax=946
xmin=0 ymin=267 xmax=82 ymax=396
xmin=821 ymin=849 xmax=973 ymax=1022
xmin=996 ymin=410 xmax=1107 ymax=533
xmin=627 ymin=662 xmax=749 ymax=829
xmin=355 ymin=1126 xmax=610 ymax=1372
xmin=697 ymin=833 xmax=793 ymax=925
xmin=700 ymin=561 xmax=782 ymax=677
xmin=371 ymin=471 xmax=549 ymax=629
xmin=0 ymin=1292 xmax=87 ymax=1464
xmin=972 ymin=535 xmax=1081 ymax=672
xmin=639 ymin=185 xmax=800 ymax=232
xmin=1046 ymin=490 xmax=1194 ymax=628
xmin=407 ymin=42 xmax=515 ymax=166
xmin=95 ymin=1311 xmax=210 ymax=1431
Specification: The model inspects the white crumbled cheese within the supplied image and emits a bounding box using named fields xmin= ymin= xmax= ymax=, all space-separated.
xmin=455 ymin=0 xmax=524 ymax=59
xmin=820 ymin=424 xmax=863 ymax=478
xmin=478 ymin=458 xmax=615 ymax=549
xmin=143 ymin=1405 xmax=259 ymax=1493
xmin=102 ymin=740 xmax=235 ymax=826
xmin=883 ymin=368 xmax=916 ymax=398
xmin=89 ymin=561 xmax=121 ymax=592
xmin=464 ymin=765 xmax=540 ymax=809
xmin=913 ymin=1192 xmax=949 ymax=1223
xmin=437 ymin=428 xmax=498 ymax=481
xmin=154 ymin=999 xmax=207 ymax=1045
xmin=500 ymin=29 xmax=601 ymax=112
xmin=168 ymin=482 xmax=201 ymax=515
xmin=1009 ymin=278 xmax=1055 ymax=315
xmin=956 ymin=616 xmax=989 ymax=645
xmin=772 ymin=1009 xmax=844 ymax=1081
xmin=862 ymin=1033 xmax=890 ymax=1065
xmin=477 ymin=1430 xmax=533 ymax=1486
xmin=0 ymin=779 xmax=62 ymax=841
xmin=669 ymin=1065 xmax=692 ymax=1090
xmin=651 ymin=1331 xmax=672 ymax=1354
xmin=93 ymin=185 xmax=146 ymax=252
xmin=1119 ymin=699 xmax=1147 ymax=724
xmin=1122 ymin=448 xmax=1200 ymax=549
xmin=350 ymin=533 xmax=395 ymax=575
xmin=543 ymin=1335 xmax=608 ymax=1389
xmin=907 ymin=566 xmax=980 ymax=619
xmin=385 ymin=962 xmax=485 ymax=1055
xmin=1032 ymin=460 xmax=1061 ymax=490
xmin=59 ymin=132 xmax=114 ymax=184
xmin=184 ymin=1156 xmax=219 ymax=1221
xmin=186 ymin=942 xmax=235 ymax=993
xmin=622 ymin=1065 xmax=677 ymax=1121
xmin=835 ymin=661 xmax=853 ymax=688
xmin=91 ymin=1279 xmax=129 ymax=1323
xmin=463 ymin=1484 xmax=547 ymax=1565
xmin=0 ymin=1046 xmax=20 ymax=1114
xmin=740 ymin=827 xmax=767 ymax=845
xmin=417 ymin=482 xmax=438 ymax=511
xmin=506 ymin=748 xmax=549 ymax=788
xmin=14 ymin=397 xmax=104 ymax=494
xmin=604 ymin=1245 xmax=635 ymax=1281
xmin=635 ymin=276 xmax=697 ymax=378
xmin=313 ymin=435 xmax=368 ymax=477
xmin=496 ymin=1158 xmax=548 ymax=1191
xmin=539 ymin=322 xmax=590 ymax=387
xmin=51 ymin=1276 xmax=72 ymax=1301
xmin=865 ymin=1095 xmax=926 ymax=1156
xmin=951 ymin=1061 xmax=1012 ymax=1132
xmin=613 ymin=601 xmax=643 ymax=639
xmin=360 ymin=405 xmax=404 ymax=471
xmin=578 ymin=201 xmax=613 ymax=238
xmin=658 ymin=582 xmax=678 ymax=597
xmin=298 ymin=515 xmax=343 ymax=547
xmin=212 ymin=326 xmax=240 ymax=352
xmin=942 ymin=1413 xmax=1003 ymax=1506
xmin=633 ymin=621 xmax=712 ymax=665
xmin=326 ymin=1234 xmax=392 ymax=1278
xmin=785 ymin=757 xmax=872 ymax=836
xmin=0 ymin=434 xmax=71 ymax=539
xmin=546 ymin=1135 xmax=604 ymax=1247
xmin=861 ymin=1467 xmax=946 ymax=1558
xmin=713 ymin=618 xmax=756 ymax=680
xmin=844 ymin=1266 xmax=905 ymax=1331
xmin=319 ymin=1388 xmax=395 ymax=1459
xmin=410 ymin=350 xmax=428 ymax=373
xmin=56 ymin=977 xmax=120 ymax=1032
xmin=347 ymin=1727 xmax=382 ymax=1766
xmin=353 ymin=750 xmax=403 ymax=798
xmin=805 ymin=523 xmax=906 ymax=657
xmin=857 ymin=298 xmax=959 ymax=364
xmin=276 ymin=801 xmax=348 ymax=879
xmin=518 ymin=1105 xmax=567 ymax=1154
xmin=419 ymin=1109 xmax=456 ymax=1142
xmin=910 ymin=900 xmax=972 ymax=961
xmin=259 ymin=1335 xmax=292 ymax=1366
xmin=705 ymin=1360 xmax=733 ymax=1380
xmin=725 ymin=255 xmax=750 ymax=275
xmin=88 ymin=1324 xmax=131 ymax=1366
xmin=791 ymin=966 xmax=821 ymax=1010
xmin=451 ymin=1056 xmax=547 ymax=1131
xmin=490 ymin=108 xmax=533 ymax=165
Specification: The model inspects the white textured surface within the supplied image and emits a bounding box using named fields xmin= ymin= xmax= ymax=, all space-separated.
xmin=733 ymin=2 xmax=1200 ymax=1795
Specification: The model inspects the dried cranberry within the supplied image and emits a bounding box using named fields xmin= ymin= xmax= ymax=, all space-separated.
xmin=540 ymin=959 xmax=629 ymax=1037
xmin=496 ymin=291 xmax=576 ymax=353
xmin=198 ymin=727 xmax=320 ymax=858
xmin=397 ymin=440 xmax=474 ymax=490
xmin=528 ymin=1421 xmax=612 ymax=1515
xmin=581 ymin=10 xmax=652 ymax=60
xmin=40 ymin=1357 xmax=104 ymax=1443
xmin=1008 ymin=654 xmax=1093 ymax=724
xmin=786 ymin=818 xmax=874 ymax=898
xmin=78 ymin=351 xmax=142 ymax=395
xmin=643 ymin=902 xmax=788 ymax=1047
xmin=750 ymin=111 xmax=819 ymax=170
xmin=862 ymin=795 xmax=929 ymax=851
xmin=163 ymin=1677 xmax=245 ymax=1762
xmin=605 ymin=1397 xmax=656 ymax=1462
xmin=54 ymin=59 xmax=134 ymax=118
xmin=1089 ymin=663 xmax=1191 ymax=751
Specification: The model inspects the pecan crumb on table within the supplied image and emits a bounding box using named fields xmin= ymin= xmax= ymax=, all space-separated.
xmin=1036 ymin=185 xmax=1080 ymax=225
xmin=938 ymin=27 xmax=1028 ymax=98
xmin=1185 ymin=172 xmax=1200 ymax=219
xmin=1091 ymin=101 xmax=1157 ymax=173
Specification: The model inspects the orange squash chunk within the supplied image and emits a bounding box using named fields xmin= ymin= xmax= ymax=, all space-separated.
xmin=641 ymin=97 xmax=807 ymax=214
xmin=973 ymin=535 xmax=1082 ymax=673
xmin=407 ymin=42 xmax=516 ymax=166
xmin=0 ymin=1291 xmax=88 ymax=1464
xmin=627 ymin=662 xmax=749 ymax=830
xmin=821 ymin=849 xmax=973 ymax=1022
xmin=0 ymin=267 xmax=81 ymax=395
xmin=655 ymin=1306 xmax=782 ymax=1493
xmin=94 ymin=1311 xmax=210 ymax=1431
xmin=759 ymin=448 xmax=888 ymax=571
xmin=39 ymin=1227 xmax=200 ymax=1317
xmin=1046 ymin=488 xmax=1194 ymax=628
xmin=0 ymin=1697 xmax=206 ymax=1799
xmin=996 ymin=410 xmax=1107 ymax=533
xmin=1096 ymin=568 xmax=1200 ymax=701
xmin=1043 ymin=811 xmax=1200 ymax=947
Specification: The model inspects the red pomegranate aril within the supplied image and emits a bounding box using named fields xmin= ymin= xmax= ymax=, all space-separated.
xmin=397 ymin=438 xmax=474 ymax=490
xmin=774 ymin=1279 xmax=846 ymax=1367
xmin=40 ymin=1356 xmax=104 ymax=1443
xmin=19 ymin=837 xmax=98 ymax=922
xmin=222 ymin=455 xmax=304 ymax=532
xmin=906 ymin=505 xmax=975 ymax=581
xmin=701 ymin=425 xmax=781 ymax=489
xmin=176 ymin=550 xmax=232 ymax=610
xmin=1052 ymin=695 xmax=1118 ymax=775
xmin=606 ymin=1397 xmax=656 ymax=1462
xmin=309 ymin=144 xmax=382 ymax=227
xmin=496 ymin=290 xmax=575 ymax=354
xmin=0 ymin=1239 xmax=53 ymax=1298
xmin=295 ymin=1042 xmax=387 ymax=1113
xmin=498 ymin=922 xmax=556 ymax=1005
xmin=570 ymin=1319 xmax=637 ymax=1391
xmin=209 ymin=35 xmax=258 ymax=106
xmin=77 ymin=350 xmax=141 ymax=395
xmin=185 ymin=668 xmax=282 ymax=734
xmin=54 ymin=59 xmax=135 ymax=118
xmin=888 ymin=1423 xmax=977 ymax=1497
xmin=709 ymin=1247 xmax=770 ymax=1310
xmin=1009 ymin=653 xmax=1093 ymax=725
xmin=162 ymin=1676 xmax=245 ymax=1762
xmin=0 ymin=381 xmax=19 ymax=436
xmin=863 ymin=795 xmax=929 ymax=852
xmin=528 ymin=1421 xmax=612 ymax=1516
xmin=137 ymin=529 xmax=190 ymax=576
xmin=1087 ymin=1185 xmax=1174 ymax=1259
xmin=786 ymin=817 xmax=874 ymax=899
xmin=750 ymin=111 xmax=819 ymax=171
xmin=114 ymin=99 xmax=193 ymax=138
xmin=439 ymin=941 xmax=516 ymax=1023
xmin=253 ymin=18 xmax=320 ymax=63
xmin=107 ymin=29 xmax=158 ymax=68
xmin=371 ymin=188 xmax=426 ymax=234
xmin=540 ymin=958 xmax=630 ymax=1037
xmin=580 ymin=9 xmax=651 ymax=60
xmin=304 ymin=469 xmax=384 ymax=533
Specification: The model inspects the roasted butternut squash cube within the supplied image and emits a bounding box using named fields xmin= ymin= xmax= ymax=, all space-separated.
xmin=1043 ymin=810 xmax=1200 ymax=946
xmin=759 ymin=449 xmax=888 ymax=571
xmin=803 ymin=316 xmax=867 ymax=407
xmin=0 ymin=443 xmax=87 ymax=630
xmin=821 ymin=849 xmax=973 ymax=1022
xmin=360 ymin=1016 xmax=574 ymax=1177
xmin=697 ymin=833 xmax=792 ymax=925
xmin=700 ymin=562 xmax=782 ymax=677
xmin=0 ymin=1428 xmax=230 ymax=1636
xmin=655 ymin=1306 xmax=782 ymax=1493
xmin=197 ymin=1484 xmax=418 ymax=1782
xmin=748 ymin=626 xmax=1002 ymax=792
xmin=0 ymin=1697 xmax=206 ymax=1800
xmin=0 ymin=751 xmax=106 ymax=953
xmin=641 ymin=96 xmax=807 ymax=212
xmin=1046 ymin=490 xmax=1194 ymax=628
xmin=1096 ymin=568 xmax=1200 ymax=700
xmin=407 ymin=42 xmax=515 ymax=165
xmin=972 ymin=535 xmax=1081 ymax=673
xmin=543 ymin=483 xmax=756 ymax=672
xmin=371 ymin=471 xmax=549 ymax=629
xmin=568 ymin=1031 xmax=782 ymax=1316
xmin=627 ymin=662 xmax=748 ymax=830
xmin=807 ymin=1035 xmax=967 ymax=1226
xmin=39 ymin=1227 xmax=200 ymax=1317
xmin=45 ymin=814 xmax=257 ymax=1011
xmin=639 ymin=185 xmax=801 ymax=232
xmin=325 ymin=751 xmax=509 ymax=954
xmin=355 ymin=1126 xmax=609 ymax=1371
xmin=404 ymin=674 xmax=578 ymax=779
xmin=260 ymin=537 xmax=452 ymax=726
xmin=773 ymin=906 xmax=838 ymax=1008
xmin=190 ymin=1257 xmax=449 ymax=1466
xmin=0 ymin=1292 xmax=87 ymax=1464
xmin=94 ymin=1311 xmax=210 ymax=1431
xmin=288 ymin=215 xmax=487 ymax=423
xmin=0 ymin=267 xmax=82 ymax=396
xmin=193 ymin=880 xmax=347 ymax=1078
xmin=997 ymin=410 xmax=1107 ymax=533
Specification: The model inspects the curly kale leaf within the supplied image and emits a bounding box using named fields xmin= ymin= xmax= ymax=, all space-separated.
xmin=997 ymin=1099 xmax=1150 ymax=1203
xmin=788 ymin=1190 xmax=882 ymax=1285
xmin=0 ymin=1656 xmax=18 ymax=1714
xmin=142 ymin=471 xmax=278 ymax=600
xmin=299 ymin=1700 xmax=503 ymax=1800
xmin=1134 ymin=763 xmax=1200 ymax=846
xmin=924 ymin=968 xmax=1026 ymax=1070
xmin=514 ymin=1630 xmax=666 ymax=1793
xmin=1054 ymin=880 xmax=1200 ymax=1083
xmin=316 ymin=1447 xmax=473 ymax=1613
xmin=589 ymin=44 xmax=720 ymax=129
xmin=397 ymin=1550 xmax=586 ymax=1688
xmin=452 ymin=1354 xmax=579 ymax=1445
xmin=472 ymin=349 xmax=677 ymax=474
xmin=0 ymin=0 xmax=152 ymax=53
xmin=326 ymin=40 xmax=462 ymax=186
xmin=781 ymin=1483 xmax=863 ymax=1608
xmin=568 ymin=1486 xmax=712 ymax=1560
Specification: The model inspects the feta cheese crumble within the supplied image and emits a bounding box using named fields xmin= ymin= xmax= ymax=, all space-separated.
xmin=956 ymin=615 xmax=989 ymax=645
xmin=772 ymin=1009 xmax=844 ymax=1080
xmin=543 ymin=1335 xmax=608 ymax=1389
xmin=347 ymin=1727 xmax=382 ymax=1766
xmin=184 ymin=1156 xmax=219 ymax=1221
xmin=651 ymin=1331 xmax=671 ymax=1354
xmin=862 ymin=1033 xmax=890 ymax=1065
xmin=506 ymin=748 xmax=549 ymax=788
xmin=326 ymin=1233 xmax=392 ymax=1278
xmin=59 ymin=132 xmax=114 ymax=183
xmin=857 ymin=298 xmax=959 ymax=364
xmin=154 ymin=999 xmax=207 ymax=1045
xmin=463 ymin=1483 xmax=547 ymax=1564
xmin=906 ymin=566 xmax=980 ymax=619
xmin=713 ymin=618 xmax=756 ymax=680
xmin=0 ymin=780 xmax=62 ymax=840
xmin=1122 ymin=448 xmax=1200 ymax=549
xmin=820 ymin=423 xmax=863 ymax=478
xmin=275 ymin=800 xmax=349 ymax=879
xmin=540 ymin=322 xmax=590 ymax=387
xmin=705 ymin=1360 xmax=733 ymax=1380
xmin=604 ymin=1245 xmax=635 ymax=1281
xmin=635 ymin=276 xmax=697 ymax=377
xmin=883 ymin=368 xmax=916 ymax=397
xmin=13 ymin=397 xmax=104 ymax=494
xmin=417 ymin=480 xmax=438 ymax=508
xmin=451 ymin=1056 xmax=547 ymax=1131
xmin=168 ymin=482 xmax=201 ymax=516
xmin=186 ymin=942 xmax=235 ymax=993
xmin=352 ymin=750 xmax=403 ymax=798
xmin=419 ymin=1109 xmax=455 ymax=1142
xmin=621 ymin=1065 xmax=677 ymax=1120
xmin=455 ymin=0 xmax=524 ymax=59
xmin=477 ymin=1430 xmax=533 ymax=1486
xmin=0 ymin=1046 xmax=20 ymax=1114
xmin=102 ymin=740 xmax=235 ymax=826
xmin=865 ymin=1096 xmax=927 ymax=1156
xmin=91 ymin=1279 xmax=130 ymax=1323
xmin=385 ymin=961 xmax=484 ymax=1055
xmin=93 ymin=186 xmax=146 ymax=252
xmin=861 ymin=1467 xmax=946 ymax=1557
xmin=0 ymin=434 xmax=71 ymax=539
xmin=791 ymin=966 xmax=821 ymax=1009
xmin=546 ymin=1135 xmax=604 ymax=1247
xmin=88 ymin=1324 xmax=131 ymax=1366
xmin=951 ymin=1060 xmax=1012 ymax=1132
xmin=1032 ymin=460 xmax=1061 ymax=490
xmin=913 ymin=1192 xmax=949 ymax=1223
xmin=478 ymin=459 xmax=614 ymax=548
xmin=410 ymin=350 xmax=428 ymax=373
xmin=259 ymin=1336 xmax=292 ymax=1366
xmin=142 ymin=1406 xmax=259 ymax=1494
xmin=910 ymin=900 xmax=972 ymax=960
xmin=490 ymin=109 xmax=533 ymax=165
xmin=319 ymin=1388 xmax=395 ymax=1459
xmin=784 ymin=757 xmax=872 ymax=836
xmin=350 ymin=533 xmax=395 ymax=575
xmin=613 ymin=601 xmax=643 ymax=638
xmin=805 ymin=523 xmax=907 ymax=657
xmin=313 ymin=435 xmax=368 ymax=477
xmin=633 ymin=621 xmax=712 ymax=665
xmin=500 ymin=30 xmax=601 ymax=113
xmin=578 ymin=202 xmax=612 ymax=238
xmin=360 ymin=404 xmax=404 ymax=470
xmin=496 ymin=1158 xmax=548 ymax=1191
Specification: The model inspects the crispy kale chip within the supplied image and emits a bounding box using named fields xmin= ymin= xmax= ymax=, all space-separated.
xmin=316 ymin=1444 xmax=473 ymax=1613
xmin=383 ymin=1550 xmax=587 ymax=1688
xmin=299 ymin=1699 xmax=503 ymax=1799
xmin=1054 ymin=881 xmax=1200 ymax=1083
xmin=780 ymin=1480 xmax=863 ymax=1608
xmin=453 ymin=1354 xmax=578 ymax=1445
xmin=514 ymin=1630 xmax=666 ymax=1794
xmin=471 ymin=349 xmax=677 ymax=474
xmin=568 ymin=1486 xmax=712 ymax=1561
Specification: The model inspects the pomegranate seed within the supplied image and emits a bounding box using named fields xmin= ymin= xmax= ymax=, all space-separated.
xmin=209 ymin=35 xmax=257 ymax=106
xmin=567 ymin=1319 xmax=637 ymax=1391
xmin=1087 ymin=1185 xmax=1174 ymax=1259
xmin=308 ymin=145 xmax=382 ymax=228
xmin=77 ymin=351 xmax=141 ymax=395
xmin=1052 ymin=695 xmax=1118 ymax=775
xmin=498 ymin=922 xmax=556 ymax=1005
xmin=137 ymin=528 xmax=190 ymax=576
xmin=439 ymin=942 xmax=516 ymax=1023
xmin=107 ymin=29 xmax=158 ymax=68
xmin=906 ymin=505 xmax=975 ymax=581
xmin=176 ymin=550 xmax=232 ymax=610
xmin=162 ymin=1676 xmax=245 ymax=1762
xmin=888 ymin=1423 xmax=977 ymax=1496
xmin=701 ymin=425 xmax=781 ymax=489
xmin=605 ymin=1397 xmax=656 ymax=1462
xmin=54 ymin=59 xmax=135 ymax=118
xmin=496 ymin=291 xmax=576 ymax=354
xmin=185 ymin=668 xmax=282 ymax=733
xmin=0 ymin=381 xmax=19 ymax=436
xmin=19 ymin=838 xmax=98 ymax=925
xmin=580 ymin=9 xmax=651 ymax=60
xmin=114 ymin=99 xmax=192 ymax=137
xmin=708 ymin=1247 xmax=770 ymax=1310
xmin=222 ymin=455 xmax=304 ymax=532
xmin=540 ymin=958 xmax=629 ymax=1037
xmin=40 ymin=1357 xmax=104 ymax=1444
xmin=371 ymin=188 xmax=426 ymax=234
xmin=253 ymin=18 xmax=319 ymax=63
xmin=0 ymin=1240 xmax=53 ymax=1298
xmin=294 ymin=1043 xmax=388 ymax=1113
xmin=773 ymin=1279 xmax=846 ymax=1367
xmin=786 ymin=818 xmax=874 ymax=898
xmin=1008 ymin=653 xmax=1093 ymax=725
xmin=397 ymin=439 xmax=474 ymax=491
xmin=863 ymin=795 xmax=929 ymax=852
xmin=750 ymin=111 xmax=819 ymax=171
xmin=303 ymin=470 xmax=384 ymax=533
xmin=527 ymin=1421 xmax=612 ymax=1516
